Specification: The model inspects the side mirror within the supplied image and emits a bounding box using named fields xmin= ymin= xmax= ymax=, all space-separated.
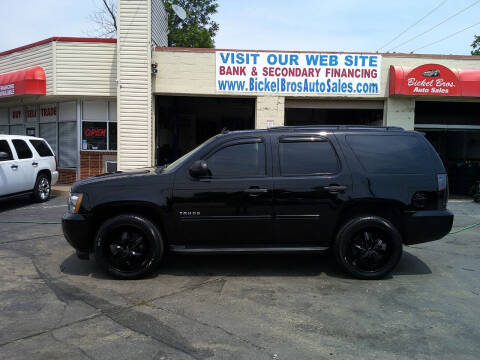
xmin=189 ymin=160 xmax=209 ymax=178
xmin=0 ymin=152 xmax=10 ymax=161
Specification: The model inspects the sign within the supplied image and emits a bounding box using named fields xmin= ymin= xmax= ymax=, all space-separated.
xmin=266 ymin=119 xmax=274 ymax=128
xmin=216 ymin=51 xmax=381 ymax=95
xmin=39 ymin=104 xmax=57 ymax=123
xmin=0 ymin=83 xmax=14 ymax=98
xmin=389 ymin=64 xmax=463 ymax=97
xmin=26 ymin=106 xmax=37 ymax=122
xmin=9 ymin=107 xmax=23 ymax=124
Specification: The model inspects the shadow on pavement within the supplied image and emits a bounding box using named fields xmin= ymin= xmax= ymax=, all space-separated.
xmin=0 ymin=195 xmax=61 ymax=213
xmin=60 ymin=249 xmax=431 ymax=280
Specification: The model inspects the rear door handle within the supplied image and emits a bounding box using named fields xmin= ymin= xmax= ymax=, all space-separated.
xmin=323 ymin=185 xmax=347 ymax=194
xmin=32 ymin=162 xmax=38 ymax=167
xmin=11 ymin=164 xmax=18 ymax=170
xmin=244 ymin=187 xmax=268 ymax=196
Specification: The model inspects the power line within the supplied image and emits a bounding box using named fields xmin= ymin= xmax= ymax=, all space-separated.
xmin=412 ymin=20 xmax=480 ymax=52
xmin=388 ymin=0 xmax=480 ymax=51
xmin=376 ymin=0 xmax=448 ymax=52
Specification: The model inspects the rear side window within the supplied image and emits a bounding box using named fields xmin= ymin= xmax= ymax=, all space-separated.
xmin=29 ymin=139 xmax=54 ymax=157
xmin=279 ymin=137 xmax=339 ymax=175
xmin=0 ymin=140 xmax=13 ymax=161
xmin=12 ymin=139 xmax=33 ymax=159
xmin=346 ymin=135 xmax=429 ymax=174
xmin=207 ymin=141 xmax=266 ymax=178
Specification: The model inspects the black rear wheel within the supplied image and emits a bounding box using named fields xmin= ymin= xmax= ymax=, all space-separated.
xmin=94 ymin=214 xmax=164 ymax=279
xmin=334 ymin=216 xmax=403 ymax=279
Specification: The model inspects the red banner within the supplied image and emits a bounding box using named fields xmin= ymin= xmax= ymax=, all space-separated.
xmin=389 ymin=64 xmax=480 ymax=97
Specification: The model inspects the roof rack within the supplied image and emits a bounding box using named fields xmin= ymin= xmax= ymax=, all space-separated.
xmin=268 ymin=125 xmax=404 ymax=132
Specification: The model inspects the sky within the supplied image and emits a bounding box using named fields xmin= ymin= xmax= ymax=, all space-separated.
xmin=0 ymin=0 xmax=479 ymax=55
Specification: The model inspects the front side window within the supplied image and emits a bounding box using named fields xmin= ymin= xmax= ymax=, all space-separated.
xmin=12 ymin=139 xmax=33 ymax=159
xmin=29 ymin=140 xmax=54 ymax=157
xmin=207 ymin=141 xmax=266 ymax=178
xmin=279 ymin=138 xmax=339 ymax=176
xmin=0 ymin=140 xmax=13 ymax=161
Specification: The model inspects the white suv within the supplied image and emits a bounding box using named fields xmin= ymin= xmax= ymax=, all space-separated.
xmin=0 ymin=135 xmax=59 ymax=202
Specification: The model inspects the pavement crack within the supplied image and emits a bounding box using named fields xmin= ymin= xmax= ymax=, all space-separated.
xmin=50 ymin=331 xmax=97 ymax=360
xmin=0 ymin=233 xmax=63 ymax=245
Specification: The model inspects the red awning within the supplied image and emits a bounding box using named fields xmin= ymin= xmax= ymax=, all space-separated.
xmin=0 ymin=66 xmax=46 ymax=98
xmin=389 ymin=64 xmax=480 ymax=97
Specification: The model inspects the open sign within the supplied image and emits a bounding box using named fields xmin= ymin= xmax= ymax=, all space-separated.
xmin=84 ymin=127 xmax=106 ymax=137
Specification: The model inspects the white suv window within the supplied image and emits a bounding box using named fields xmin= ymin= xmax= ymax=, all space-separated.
xmin=0 ymin=140 xmax=14 ymax=161
xmin=12 ymin=139 xmax=33 ymax=160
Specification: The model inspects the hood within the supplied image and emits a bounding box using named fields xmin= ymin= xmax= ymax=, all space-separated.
xmin=70 ymin=166 xmax=165 ymax=192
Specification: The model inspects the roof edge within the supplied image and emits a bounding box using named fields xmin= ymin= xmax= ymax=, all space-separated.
xmin=0 ymin=37 xmax=117 ymax=57
xmin=154 ymin=46 xmax=480 ymax=60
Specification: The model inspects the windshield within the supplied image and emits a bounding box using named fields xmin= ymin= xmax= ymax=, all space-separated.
xmin=163 ymin=135 xmax=218 ymax=173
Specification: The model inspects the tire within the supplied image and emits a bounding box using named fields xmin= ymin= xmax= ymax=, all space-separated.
xmin=32 ymin=174 xmax=51 ymax=202
xmin=333 ymin=216 xmax=403 ymax=280
xmin=94 ymin=214 xmax=164 ymax=279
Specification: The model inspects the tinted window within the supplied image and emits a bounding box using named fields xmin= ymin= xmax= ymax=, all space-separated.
xmin=29 ymin=140 xmax=54 ymax=157
xmin=0 ymin=140 xmax=13 ymax=161
xmin=12 ymin=139 xmax=33 ymax=159
xmin=279 ymin=139 xmax=339 ymax=175
xmin=347 ymin=135 xmax=429 ymax=174
xmin=207 ymin=141 xmax=265 ymax=178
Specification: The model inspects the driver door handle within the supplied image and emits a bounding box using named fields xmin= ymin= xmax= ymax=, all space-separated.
xmin=323 ymin=185 xmax=347 ymax=194
xmin=11 ymin=164 xmax=18 ymax=170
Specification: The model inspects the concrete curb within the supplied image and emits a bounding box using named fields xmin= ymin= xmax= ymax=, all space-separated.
xmin=52 ymin=185 xmax=70 ymax=198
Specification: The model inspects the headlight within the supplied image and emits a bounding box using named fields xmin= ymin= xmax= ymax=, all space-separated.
xmin=68 ymin=193 xmax=84 ymax=214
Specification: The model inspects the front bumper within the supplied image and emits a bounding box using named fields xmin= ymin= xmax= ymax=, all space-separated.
xmin=404 ymin=209 xmax=454 ymax=245
xmin=62 ymin=212 xmax=93 ymax=253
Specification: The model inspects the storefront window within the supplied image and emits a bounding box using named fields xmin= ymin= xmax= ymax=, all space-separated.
xmin=81 ymin=100 xmax=116 ymax=152
xmin=82 ymin=122 xmax=107 ymax=150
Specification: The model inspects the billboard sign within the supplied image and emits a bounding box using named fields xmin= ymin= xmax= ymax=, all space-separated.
xmin=216 ymin=51 xmax=382 ymax=95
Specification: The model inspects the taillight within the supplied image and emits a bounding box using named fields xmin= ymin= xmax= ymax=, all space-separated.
xmin=54 ymin=155 xmax=58 ymax=169
xmin=437 ymin=174 xmax=448 ymax=209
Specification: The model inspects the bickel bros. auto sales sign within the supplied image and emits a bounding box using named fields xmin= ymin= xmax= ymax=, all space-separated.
xmin=216 ymin=51 xmax=382 ymax=95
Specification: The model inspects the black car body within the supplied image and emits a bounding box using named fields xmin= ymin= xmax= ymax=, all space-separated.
xmin=62 ymin=126 xmax=453 ymax=279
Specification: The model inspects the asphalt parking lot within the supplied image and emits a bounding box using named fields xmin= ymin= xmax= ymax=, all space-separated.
xmin=0 ymin=195 xmax=479 ymax=360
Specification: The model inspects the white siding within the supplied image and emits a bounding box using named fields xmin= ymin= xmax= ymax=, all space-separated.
xmin=117 ymin=0 xmax=153 ymax=170
xmin=0 ymin=43 xmax=54 ymax=94
xmin=151 ymin=0 xmax=168 ymax=47
xmin=55 ymin=41 xmax=117 ymax=96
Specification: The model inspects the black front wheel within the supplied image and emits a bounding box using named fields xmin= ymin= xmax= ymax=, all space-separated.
xmin=94 ymin=214 xmax=164 ymax=279
xmin=334 ymin=216 xmax=403 ymax=280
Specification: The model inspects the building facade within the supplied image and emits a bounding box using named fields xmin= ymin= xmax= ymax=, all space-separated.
xmin=0 ymin=0 xmax=479 ymax=195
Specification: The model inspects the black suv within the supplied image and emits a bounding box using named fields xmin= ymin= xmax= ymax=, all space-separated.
xmin=62 ymin=126 xmax=453 ymax=280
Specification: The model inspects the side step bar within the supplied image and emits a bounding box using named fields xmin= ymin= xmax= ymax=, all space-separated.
xmin=169 ymin=245 xmax=329 ymax=254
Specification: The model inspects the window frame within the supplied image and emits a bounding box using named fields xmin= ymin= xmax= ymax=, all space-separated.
xmin=29 ymin=139 xmax=54 ymax=158
xmin=200 ymin=137 xmax=267 ymax=180
xmin=80 ymin=100 xmax=117 ymax=152
xmin=277 ymin=135 xmax=341 ymax=177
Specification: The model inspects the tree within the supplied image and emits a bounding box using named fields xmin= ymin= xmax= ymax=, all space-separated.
xmin=89 ymin=0 xmax=219 ymax=48
xmin=472 ymin=35 xmax=480 ymax=55
xmin=89 ymin=0 xmax=117 ymax=38
xmin=165 ymin=0 xmax=219 ymax=48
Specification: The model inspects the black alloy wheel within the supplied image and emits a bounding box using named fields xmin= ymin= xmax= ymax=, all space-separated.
xmin=94 ymin=214 xmax=164 ymax=279
xmin=345 ymin=228 xmax=392 ymax=272
xmin=334 ymin=216 xmax=403 ymax=280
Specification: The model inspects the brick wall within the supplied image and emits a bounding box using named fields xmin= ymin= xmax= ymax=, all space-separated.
xmin=80 ymin=151 xmax=117 ymax=179
xmin=57 ymin=168 xmax=77 ymax=185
